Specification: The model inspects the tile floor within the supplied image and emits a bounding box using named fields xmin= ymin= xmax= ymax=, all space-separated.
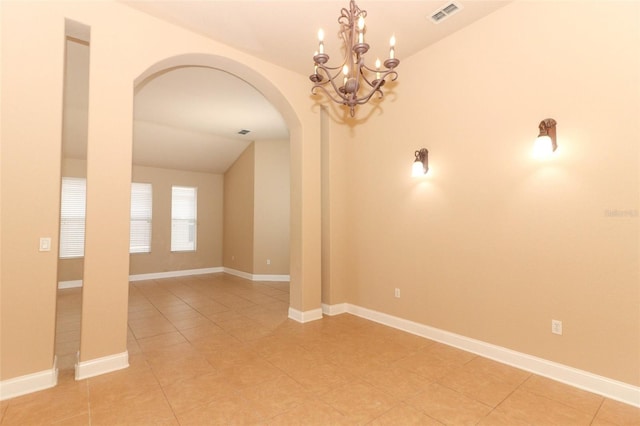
xmin=1 ymin=273 xmax=639 ymax=425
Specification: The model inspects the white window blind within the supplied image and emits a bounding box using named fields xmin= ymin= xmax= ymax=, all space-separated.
xmin=130 ymin=182 xmax=152 ymax=254
xmin=171 ymin=186 xmax=197 ymax=252
xmin=59 ymin=177 xmax=86 ymax=258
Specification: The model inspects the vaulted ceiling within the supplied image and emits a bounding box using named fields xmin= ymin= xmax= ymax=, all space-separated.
xmin=64 ymin=1 xmax=511 ymax=173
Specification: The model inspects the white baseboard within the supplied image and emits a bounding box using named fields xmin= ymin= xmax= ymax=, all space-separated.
xmin=0 ymin=357 xmax=58 ymax=401
xmin=322 ymin=302 xmax=348 ymax=316
xmin=60 ymin=267 xmax=289 ymax=287
xmin=328 ymin=303 xmax=640 ymax=408
xmin=75 ymin=351 xmax=129 ymax=380
xmin=129 ymin=267 xmax=223 ymax=282
xmin=288 ymin=307 xmax=323 ymax=323
xmin=58 ymin=280 xmax=83 ymax=289
xmin=224 ymin=267 xmax=290 ymax=282
xmin=252 ymin=274 xmax=290 ymax=282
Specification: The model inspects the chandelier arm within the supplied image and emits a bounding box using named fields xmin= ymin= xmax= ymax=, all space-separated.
xmin=312 ymin=84 xmax=351 ymax=105
xmin=315 ymin=64 xmax=352 ymax=96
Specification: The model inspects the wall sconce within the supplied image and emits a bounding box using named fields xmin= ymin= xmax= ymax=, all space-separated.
xmin=533 ymin=118 xmax=557 ymax=157
xmin=412 ymin=148 xmax=429 ymax=176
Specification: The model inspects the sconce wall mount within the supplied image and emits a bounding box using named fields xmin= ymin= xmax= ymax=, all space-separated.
xmin=537 ymin=118 xmax=557 ymax=152
xmin=412 ymin=148 xmax=429 ymax=176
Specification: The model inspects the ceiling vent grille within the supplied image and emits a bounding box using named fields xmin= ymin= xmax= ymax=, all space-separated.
xmin=238 ymin=129 xmax=251 ymax=135
xmin=430 ymin=2 xmax=462 ymax=24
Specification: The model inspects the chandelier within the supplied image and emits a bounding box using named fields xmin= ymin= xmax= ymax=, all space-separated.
xmin=310 ymin=0 xmax=399 ymax=117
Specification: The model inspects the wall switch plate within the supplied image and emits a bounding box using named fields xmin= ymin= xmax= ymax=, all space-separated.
xmin=266 ymin=259 xmax=271 ymax=265
xmin=39 ymin=237 xmax=52 ymax=252
xmin=394 ymin=288 xmax=400 ymax=298
xmin=551 ymin=319 xmax=563 ymax=335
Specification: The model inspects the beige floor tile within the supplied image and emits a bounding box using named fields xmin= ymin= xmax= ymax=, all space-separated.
xmin=394 ymin=346 xmax=470 ymax=381
xmin=266 ymin=399 xmax=351 ymax=426
xmin=188 ymin=331 xmax=244 ymax=353
xmin=2 ymin=379 xmax=89 ymax=426
xmin=168 ymin=314 xmax=213 ymax=331
xmin=90 ymin=387 xmax=177 ymax=426
xmin=362 ymin=364 xmax=435 ymax=400
xmin=201 ymin=342 xmax=260 ymax=369
xmin=255 ymin=341 xmax=327 ymax=373
xmin=51 ymin=412 xmax=91 ymax=425
xmin=521 ymin=374 xmax=604 ymax=416
xmin=319 ymin=380 xmax=399 ymax=424
xmin=162 ymin=371 xmax=241 ymax=415
xmin=87 ymin=366 xmax=161 ymax=411
xmin=240 ymin=375 xmax=311 ymax=418
xmin=492 ymin=388 xmax=594 ymax=425
xmin=594 ymin=398 xmax=640 ymax=425
xmin=192 ymin=300 xmax=232 ymax=315
xmin=227 ymin=323 xmax=277 ymax=342
xmin=147 ymin=353 xmax=217 ymax=387
xmin=45 ymin=275 xmax=638 ymax=426
xmin=136 ymin=330 xmax=188 ymax=352
xmin=0 ymin=399 xmax=9 ymax=423
xmin=128 ymin=319 xmax=177 ymax=339
xmin=463 ymin=357 xmax=531 ymax=385
xmin=218 ymin=357 xmax=285 ymax=388
xmin=369 ymin=402 xmax=444 ymax=425
xmin=438 ymin=366 xmax=523 ymax=408
xmin=176 ymin=394 xmax=266 ymax=425
xmin=286 ymin=362 xmax=357 ymax=395
xmin=407 ymin=382 xmax=493 ymax=425
xmin=178 ymin=322 xmax=226 ymax=342
xmin=478 ymin=409 xmax=532 ymax=425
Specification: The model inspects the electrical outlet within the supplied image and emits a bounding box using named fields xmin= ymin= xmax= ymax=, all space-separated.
xmin=394 ymin=288 xmax=400 ymax=298
xmin=551 ymin=319 xmax=563 ymax=335
xmin=266 ymin=259 xmax=271 ymax=265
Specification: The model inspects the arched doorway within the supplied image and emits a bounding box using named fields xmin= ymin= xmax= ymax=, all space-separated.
xmin=133 ymin=53 xmax=315 ymax=321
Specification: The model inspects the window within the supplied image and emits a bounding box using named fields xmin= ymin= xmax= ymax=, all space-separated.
xmin=59 ymin=177 xmax=86 ymax=258
xmin=130 ymin=183 xmax=152 ymax=253
xmin=171 ymin=186 xmax=197 ymax=251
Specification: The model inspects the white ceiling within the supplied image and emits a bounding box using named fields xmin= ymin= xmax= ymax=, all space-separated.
xmin=64 ymin=0 xmax=511 ymax=174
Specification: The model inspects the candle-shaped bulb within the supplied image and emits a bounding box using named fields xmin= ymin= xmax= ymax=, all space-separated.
xmin=389 ymin=35 xmax=396 ymax=59
xmin=358 ymin=16 xmax=365 ymax=43
xmin=318 ymin=29 xmax=325 ymax=54
xmin=375 ymin=58 xmax=381 ymax=80
xmin=343 ymin=64 xmax=349 ymax=86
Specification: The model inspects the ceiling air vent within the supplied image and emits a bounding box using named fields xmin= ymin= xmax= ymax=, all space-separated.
xmin=430 ymin=1 xmax=462 ymax=24
xmin=238 ymin=129 xmax=251 ymax=135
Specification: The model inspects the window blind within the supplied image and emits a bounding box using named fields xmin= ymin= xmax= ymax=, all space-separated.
xmin=59 ymin=177 xmax=86 ymax=258
xmin=130 ymin=182 xmax=152 ymax=254
xmin=171 ymin=186 xmax=197 ymax=252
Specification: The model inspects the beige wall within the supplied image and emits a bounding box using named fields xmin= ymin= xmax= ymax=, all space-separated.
xmin=58 ymin=162 xmax=224 ymax=280
xmin=223 ymin=140 xmax=290 ymax=276
xmin=1 ymin=0 xmax=321 ymax=382
xmin=329 ymin=1 xmax=639 ymax=386
xmin=223 ymin=144 xmax=255 ymax=273
xmin=130 ymin=166 xmax=223 ymax=274
xmin=321 ymin=108 xmax=350 ymax=305
xmin=0 ymin=4 xmax=65 ymax=379
xmin=254 ymin=140 xmax=290 ymax=275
